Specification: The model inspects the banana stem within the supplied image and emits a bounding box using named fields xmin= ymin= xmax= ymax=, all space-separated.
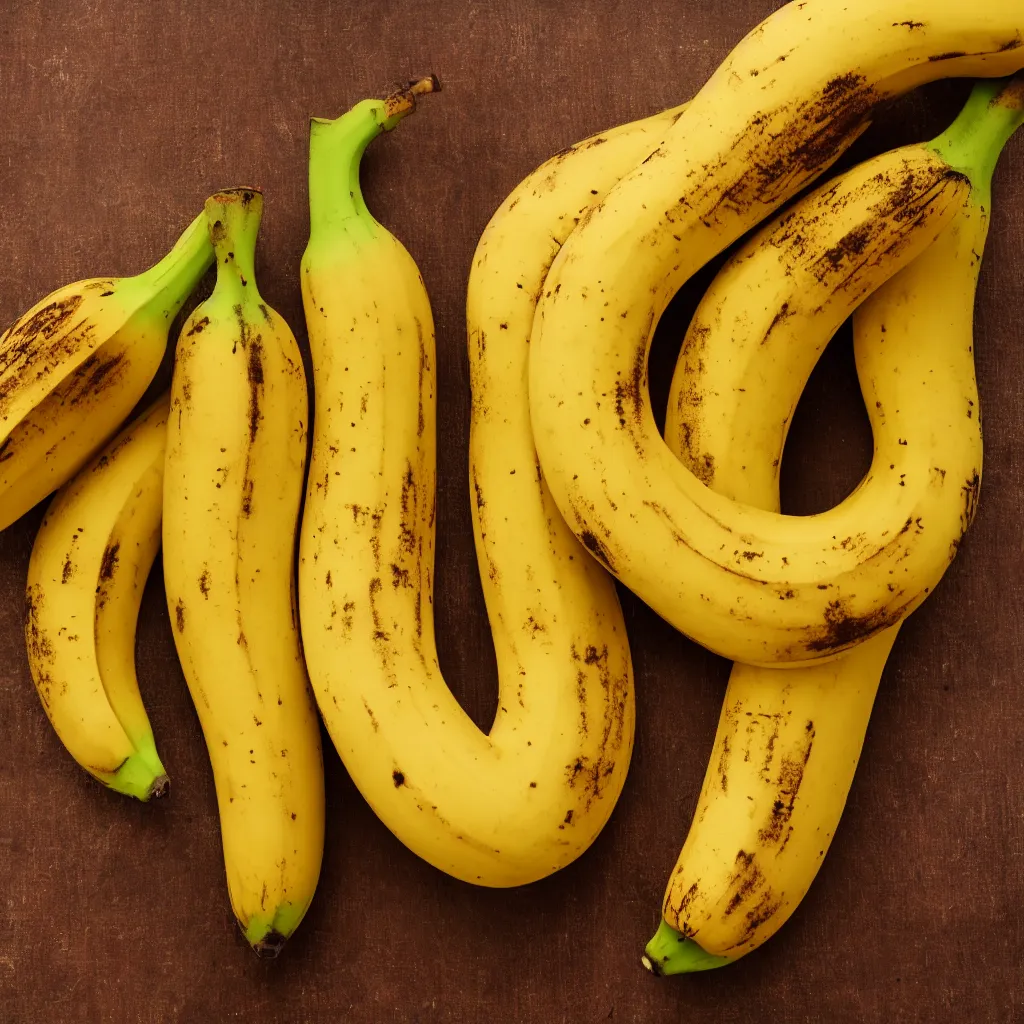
xmin=307 ymin=76 xmax=439 ymax=239
xmin=927 ymin=71 xmax=1024 ymax=203
xmin=204 ymin=188 xmax=264 ymax=303
xmin=129 ymin=210 xmax=215 ymax=320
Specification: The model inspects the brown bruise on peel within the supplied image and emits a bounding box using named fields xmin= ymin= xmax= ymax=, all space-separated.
xmin=98 ymin=541 xmax=120 ymax=583
xmin=666 ymin=709 xmax=817 ymax=943
xmin=398 ymin=462 xmax=418 ymax=556
xmin=802 ymin=592 xmax=911 ymax=654
xmin=802 ymin=162 xmax=968 ymax=293
xmin=610 ymin=313 xmax=656 ymax=459
xmin=664 ymin=73 xmax=880 ymax=241
xmin=25 ymin=584 xmax=58 ymax=708
xmin=246 ymin=334 xmax=264 ymax=444
xmin=960 ymin=470 xmax=980 ymax=533
xmin=676 ymin=158 xmax=966 ymax=479
xmin=0 ymin=294 xmax=96 ymax=419
xmin=563 ymin=641 xmax=630 ymax=817
xmin=757 ymin=720 xmax=815 ymax=847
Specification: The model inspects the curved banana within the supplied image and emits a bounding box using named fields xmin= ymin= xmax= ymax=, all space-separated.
xmin=299 ymin=80 xmax=634 ymax=887
xmin=25 ymin=395 xmax=170 ymax=800
xmin=0 ymin=210 xmax=212 ymax=530
xmin=529 ymin=0 xmax=1024 ymax=665
xmin=163 ymin=189 xmax=324 ymax=957
xmin=643 ymin=78 xmax=1024 ymax=972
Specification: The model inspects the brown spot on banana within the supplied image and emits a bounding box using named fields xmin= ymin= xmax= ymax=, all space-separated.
xmin=99 ymin=542 xmax=120 ymax=581
xmin=246 ymin=337 xmax=264 ymax=442
xmin=758 ymin=720 xmax=815 ymax=846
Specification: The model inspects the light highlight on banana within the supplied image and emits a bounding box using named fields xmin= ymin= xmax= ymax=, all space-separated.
xmin=0 ymin=210 xmax=212 ymax=531
xmin=644 ymin=78 xmax=1024 ymax=974
xmin=25 ymin=395 xmax=170 ymax=800
xmin=163 ymin=189 xmax=324 ymax=957
xmin=298 ymin=81 xmax=634 ymax=887
xmin=528 ymin=0 xmax=1024 ymax=666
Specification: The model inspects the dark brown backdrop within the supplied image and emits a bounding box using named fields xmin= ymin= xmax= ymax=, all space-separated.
xmin=1 ymin=1 xmax=1022 ymax=1022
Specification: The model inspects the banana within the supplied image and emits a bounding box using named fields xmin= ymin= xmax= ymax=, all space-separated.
xmin=643 ymin=77 xmax=1024 ymax=973
xmin=298 ymin=80 xmax=634 ymax=888
xmin=25 ymin=395 xmax=170 ymax=800
xmin=528 ymin=0 xmax=1024 ymax=666
xmin=163 ymin=188 xmax=324 ymax=957
xmin=0 ymin=210 xmax=212 ymax=530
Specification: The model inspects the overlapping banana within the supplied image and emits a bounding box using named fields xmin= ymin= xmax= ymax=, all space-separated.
xmin=25 ymin=396 xmax=170 ymax=800
xmin=642 ymin=76 xmax=1024 ymax=974
xmin=529 ymin=0 xmax=1024 ymax=666
xmin=0 ymin=210 xmax=212 ymax=531
xmin=298 ymin=80 xmax=634 ymax=887
xmin=163 ymin=189 xmax=325 ymax=956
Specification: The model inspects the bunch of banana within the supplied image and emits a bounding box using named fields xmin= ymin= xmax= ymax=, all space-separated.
xmin=25 ymin=395 xmax=171 ymax=800
xmin=0 ymin=210 xmax=212 ymax=531
xmin=528 ymin=0 xmax=1024 ymax=665
xmin=643 ymin=75 xmax=1024 ymax=974
xmin=298 ymin=78 xmax=635 ymax=887
xmin=163 ymin=188 xmax=325 ymax=957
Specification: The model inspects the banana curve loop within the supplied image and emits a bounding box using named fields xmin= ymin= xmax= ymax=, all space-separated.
xmin=528 ymin=0 xmax=1024 ymax=665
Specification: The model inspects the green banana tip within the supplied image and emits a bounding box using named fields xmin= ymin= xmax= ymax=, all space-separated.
xmin=642 ymin=919 xmax=734 ymax=976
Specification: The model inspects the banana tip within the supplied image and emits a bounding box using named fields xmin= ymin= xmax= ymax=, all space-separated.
xmin=147 ymin=774 xmax=170 ymax=800
xmin=641 ymin=954 xmax=662 ymax=976
xmin=252 ymin=929 xmax=287 ymax=959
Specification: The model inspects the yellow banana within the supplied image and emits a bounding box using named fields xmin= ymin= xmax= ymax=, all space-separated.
xmin=298 ymin=80 xmax=634 ymax=888
xmin=643 ymin=78 xmax=1023 ymax=972
xmin=25 ymin=395 xmax=170 ymax=800
xmin=529 ymin=0 xmax=1024 ymax=665
xmin=0 ymin=211 xmax=212 ymax=530
xmin=163 ymin=189 xmax=324 ymax=956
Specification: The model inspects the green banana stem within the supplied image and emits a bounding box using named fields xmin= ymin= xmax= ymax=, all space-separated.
xmin=204 ymin=188 xmax=264 ymax=304
xmin=642 ymin=919 xmax=733 ymax=976
xmin=307 ymin=75 xmax=439 ymax=240
xmin=927 ymin=71 xmax=1024 ymax=204
xmin=128 ymin=210 xmax=215 ymax=320
xmin=108 ymin=750 xmax=169 ymax=802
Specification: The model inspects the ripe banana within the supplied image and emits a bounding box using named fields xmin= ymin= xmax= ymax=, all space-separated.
xmin=644 ymin=77 xmax=1024 ymax=972
xmin=529 ymin=0 xmax=1024 ymax=665
xmin=163 ymin=188 xmax=324 ymax=957
xmin=298 ymin=80 xmax=634 ymax=887
xmin=25 ymin=395 xmax=170 ymax=800
xmin=0 ymin=210 xmax=212 ymax=531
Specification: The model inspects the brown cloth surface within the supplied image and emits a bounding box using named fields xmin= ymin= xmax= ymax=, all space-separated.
xmin=0 ymin=1 xmax=1022 ymax=1021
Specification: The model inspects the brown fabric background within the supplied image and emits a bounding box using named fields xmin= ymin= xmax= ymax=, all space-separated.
xmin=0 ymin=1 xmax=1022 ymax=1021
